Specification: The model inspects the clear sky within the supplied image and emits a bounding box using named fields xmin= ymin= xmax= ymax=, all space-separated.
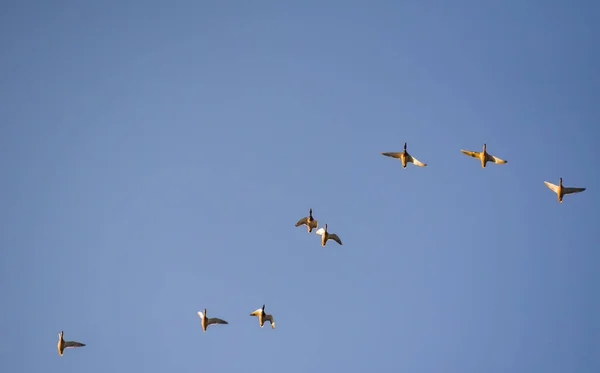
xmin=1 ymin=1 xmax=599 ymax=372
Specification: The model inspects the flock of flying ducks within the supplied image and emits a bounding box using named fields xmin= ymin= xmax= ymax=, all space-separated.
xmin=56 ymin=141 xmax=586 ymax=356
xmin=57 ymin=304 xmax=277 ymax=355
xmin=381 ymin=142 xmax=586 ymax=203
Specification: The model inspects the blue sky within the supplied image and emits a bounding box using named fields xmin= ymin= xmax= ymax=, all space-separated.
xmin=1 ymin=1 xmax=599 ymax=372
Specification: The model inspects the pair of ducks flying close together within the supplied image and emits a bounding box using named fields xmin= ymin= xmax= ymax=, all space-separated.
xmin=462 ymin=144 xmax=585 ymax=202
xmin=197 ymin=305 xmax=275 ymax=332
xmin=295 ymin=208 xmax=343 ymax=246
xmin=381 ymin=142 xmax=507 ymax=168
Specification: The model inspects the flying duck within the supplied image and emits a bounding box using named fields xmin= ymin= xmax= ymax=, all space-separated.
xmin=460 ymin=143 xmax=507 ymax=168
xmin=250 ymin=304 xmax=276 ymax=329
xmin=57 ymin=331 xmax=85 ymax=356
xmin=315 ymin=223 xmax=342 ymax=246
xmin=197 ymin=308 xmax=228 ymax=332
xmin=381 ymin=142 xmax=427 ymax=168
xmin=544 ymin=177 xmax=586 ymax=203
xmin=295 ymin=208 xmax=318 ymax=232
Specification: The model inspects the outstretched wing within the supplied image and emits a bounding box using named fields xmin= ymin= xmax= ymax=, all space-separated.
xmin=380 ymin=152 xmax=402 ymax=159
xmin=563 ymin=187 xmax=586 ymax=195
xmin=486 ymin=153 xmax=507 ymax=164
xmin=264 ymin=314 xmax=275 ymax=329
xmin=315 ymin=228 xmax=325 ymax=236
xmin=308 ymin=219 xmax=318 ymax=229
xmin=407 ymin=154 xmax=427 ymax=167
xmin=250 ymin=308 xmax=262 ymax=316
xmin=544 ymin=181 xmax=559 ymax=194
xmin=295 ymin=217 xmax=308 ymax=227
xmin=461 ymin=150 xmax=480 ymax=158
xmin=207 ymin=318 xmax=228 ymax=326
xmin=328 ymin=233 xmax=343 ymax=245
xmin=64 ymin=341 xmax=85 ymax=348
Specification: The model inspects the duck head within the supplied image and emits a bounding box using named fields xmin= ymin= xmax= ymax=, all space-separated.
xmin=559 ymin=177 xmax=563 ymax=186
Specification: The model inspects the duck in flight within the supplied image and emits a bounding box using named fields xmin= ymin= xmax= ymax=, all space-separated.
xmin=315 ymin=223 xmax=343 ymax=246
xmin=544 ymin=177 xmax=586 ymax=203
xmin=197 ymin=308 xmax=228 ymax=332
xmin=250 ymin=304 xmax=276 ymax=329
xmin=460 ymin=143 xmax=507 ymax=168
xmin=57 ymin=331 xmax=85 ymax=356
xmin=295 ymin=208 xmax=318 ymax=232
xmin=381 ymin=142 xmax=427 ymax=168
